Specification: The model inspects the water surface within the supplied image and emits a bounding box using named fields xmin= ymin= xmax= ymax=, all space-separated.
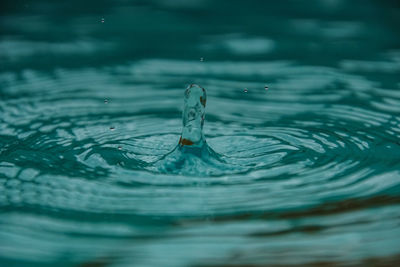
xmin=1 ymin=0 xmax=400 ymax=266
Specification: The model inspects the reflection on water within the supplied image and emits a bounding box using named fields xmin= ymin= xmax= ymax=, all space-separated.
xmin=1 ymin=0 xmax=400 ymax=266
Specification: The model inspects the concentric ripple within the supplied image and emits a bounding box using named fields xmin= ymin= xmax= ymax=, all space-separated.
xmin=1 ymin=1 xmax=400 ymax=266
xmin=1 ymin=58 xmax=400 ymax=266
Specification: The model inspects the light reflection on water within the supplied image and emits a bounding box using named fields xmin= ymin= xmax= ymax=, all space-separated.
xmin=1 ymin=0 xmax=400 ymax=266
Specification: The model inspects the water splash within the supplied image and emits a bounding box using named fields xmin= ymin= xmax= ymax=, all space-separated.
xmin=151 ymin=84 xmax=244 ymax=176
xmin=179 ymin=84 xmax=207 ymax=148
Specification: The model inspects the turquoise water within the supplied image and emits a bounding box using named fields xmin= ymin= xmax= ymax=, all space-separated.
xmin=1 ymin=0 xmax=400 ymax=266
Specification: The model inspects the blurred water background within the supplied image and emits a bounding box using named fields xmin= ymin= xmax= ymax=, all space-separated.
xmin=1 ymin=0 xmax=400 ymax=266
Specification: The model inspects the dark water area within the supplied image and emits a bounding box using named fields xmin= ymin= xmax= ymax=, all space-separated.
xmin=1 ymin=0 xmax=400 ymax=266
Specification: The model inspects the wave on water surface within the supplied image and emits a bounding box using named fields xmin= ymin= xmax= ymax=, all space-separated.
xmin=1 ymin=1 xmax=400 ymax=263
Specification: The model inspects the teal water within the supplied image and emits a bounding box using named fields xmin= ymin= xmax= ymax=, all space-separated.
xmin=1 ymin=0 xmax=400 ymax=266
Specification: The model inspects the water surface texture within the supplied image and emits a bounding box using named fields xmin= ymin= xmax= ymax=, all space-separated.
xmin=1 ymin=0 xmax=400 ymax=266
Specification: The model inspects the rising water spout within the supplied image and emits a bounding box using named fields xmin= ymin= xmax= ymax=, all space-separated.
xmin=151 ymin=84 xmax=240 ymax=175
xmin=178 ymin=84 xmax=207 ymax=149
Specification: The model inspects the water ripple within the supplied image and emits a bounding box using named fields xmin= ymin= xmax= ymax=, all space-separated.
xmin=1 ymin=55 xmax=400 ymax=265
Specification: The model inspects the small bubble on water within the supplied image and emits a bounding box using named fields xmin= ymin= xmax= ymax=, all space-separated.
xmin=110 ymin=126 xmax=115 ymax=131
xmin=104 ymin=99 xmax=109 ymax=104
xmin=200 ymin=57 xmax=204 ymax=62
xmin=244 ymin=88 xmax=248 ymax=93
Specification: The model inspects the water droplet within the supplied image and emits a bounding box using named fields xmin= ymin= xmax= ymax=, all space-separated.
xmin=101 ymin=18 xmax=105 ymax=23
xmin=244 ymin=88 xmax=248 ymax=93
xmin=265 ymin=85 xmax=269 ymax=91
xmin=118 ymin=146 xmax=122 ymax=150
xmin=200 ymin=57 xmax=204 ymax=62
xmin=104 ymin=99 xmax=109 ymax=104
xmin=110 ymin=126 xmax=115 ymax=131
